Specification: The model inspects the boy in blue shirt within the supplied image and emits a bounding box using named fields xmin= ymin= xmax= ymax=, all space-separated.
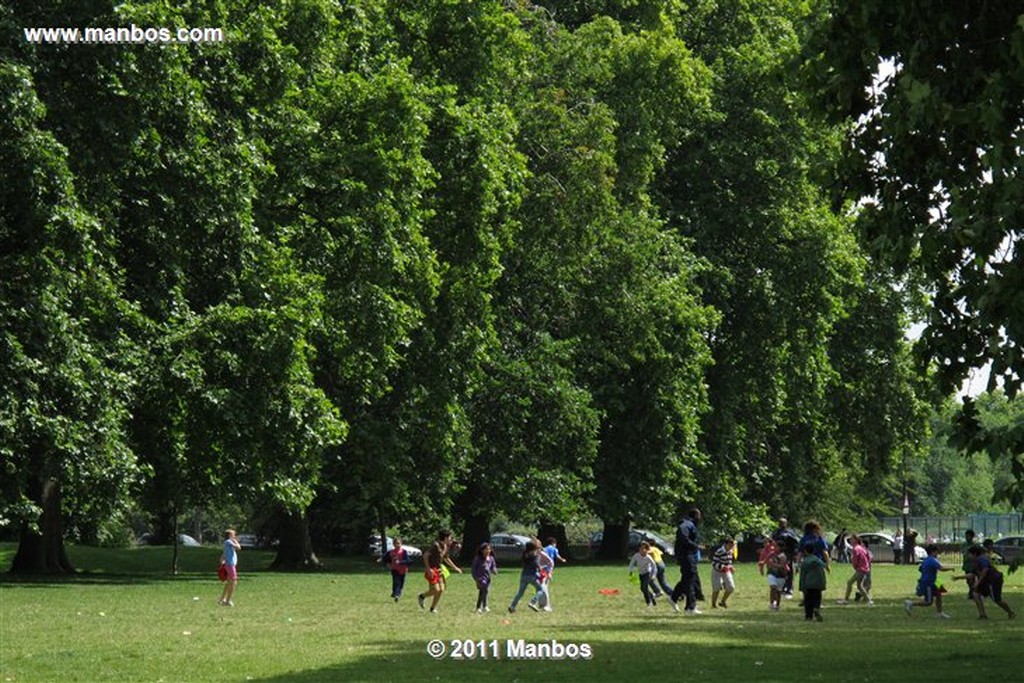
xmin=904 ymin=544 xmax=954 ymax=618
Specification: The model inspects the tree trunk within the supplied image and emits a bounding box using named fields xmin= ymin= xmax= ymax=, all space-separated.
xmin=10 ymin=477 xmax=74 ymax=574
xmin=171 ymin=512 xmax=180 ymax=575
xmin=459 ymin=513 xmax=491 ymax=565
xmin=270 ymin=511 xmax=322 ymax=571
xmin=598 ymin=520 xmax=630 ymax=560
xmin=536 ymin=521 xmax=570 ymax=560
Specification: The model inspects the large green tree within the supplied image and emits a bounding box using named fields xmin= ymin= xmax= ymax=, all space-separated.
xmin=807 ymin=1 xmax=1024 ymax=507
xmin=646 ymin=0 xmax=923 ymax=526
xmin=1 ymin=64 xmax=138 ymax=573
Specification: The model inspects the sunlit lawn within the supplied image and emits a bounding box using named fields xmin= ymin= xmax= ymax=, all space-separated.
xmin=1 ymin=543 xmax=1021 ymax=682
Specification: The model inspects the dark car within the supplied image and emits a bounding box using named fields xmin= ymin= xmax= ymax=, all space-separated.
xmin=589 ymin=529 xmax=675 ymax=557
xmin=489 ymin=533 xmax=532 ymax=563
xmin=989 ymin=536 xmax=1023 ymax=565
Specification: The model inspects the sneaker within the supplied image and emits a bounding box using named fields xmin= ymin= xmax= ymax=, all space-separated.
xmin=1009 ymin=611 xmax=1017 ymax=620
xmin=684 ymin=608 xmax=703 ymax=615
xmin=484 ymin=607 xmax=491 ymax=613
xmin=542 ymin=606 xmax=553 ymax=612
xmin=508 ymin=607 xmax=515 ymax=614
xmin=475 ymin=608 xmax=483 ymax=614
xmin=719 ymin=602 xmax=728 ymax=609
xmin=814 ymin=610 xmax=823 ymax=622
xmin=669 ymin=599 xmax=680 ymax=613
xmin=868 ymin=599 xmax=875 ymax=606
xmin=527 ymin=602 xmax=540 ymax=612
xmin=937 ymin=612 xmax=951 ymax=619
xmin=393 ymin=596 xmax=400 ymax=603
xmin=430 ymin=608 xmax=438 ymax=614
xmin=418 ymin=595 xmax=425 ymax=610
xmin=835 ymin=599 xmax=848 ymax=605
xmin=904 ymin=600 xmax=913 ymax=616
xmin=770 ymin=603 xmax=779 ymax=612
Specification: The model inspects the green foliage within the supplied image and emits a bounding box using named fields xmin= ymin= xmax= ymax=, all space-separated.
xmin=2 ymin=0 xmax=947 ymax=569
xmin=0 ymin=63 xmax=138 ymax=550
xmin=807 ymin=2 xmax=1024 ymax=399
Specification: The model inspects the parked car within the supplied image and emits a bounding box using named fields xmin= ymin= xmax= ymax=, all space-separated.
xmin=367 ymin=535 xmax=422 ymax=560
xmin=989 ymin=535 xmax=1023 ymax=565
xmin=489 ymin=533 xmax=532 ymax=563
xmin=136 ymin=533 xmax=201 ymax=547
xmin=589 ymin=529 xmax=675 ymax=557
xmin=236 ymin=533 xmax=259 ymax=549
xmin=857 ymin=532 xmax=926 ymax=563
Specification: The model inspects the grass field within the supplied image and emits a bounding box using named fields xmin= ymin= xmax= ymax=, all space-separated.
xmin=1 ymin=544 xmax=1021 ymax=682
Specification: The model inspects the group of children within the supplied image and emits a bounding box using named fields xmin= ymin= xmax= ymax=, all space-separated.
xmin=382 ymin=530 xmax=566 ymax=614
xmin=380 ymin=526 xmax=1017 ymax=621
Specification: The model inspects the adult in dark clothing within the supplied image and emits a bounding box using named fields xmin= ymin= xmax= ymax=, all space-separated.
xmin=904 ymin=528 xmax=919 ymax=565
xmin=670 ymin=508 xmax=704 ymax=614
xmin=772 ymin=517 xmax=800 ymax=596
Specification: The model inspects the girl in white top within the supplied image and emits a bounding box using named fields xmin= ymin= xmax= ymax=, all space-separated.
xmin=628 ymin=542 xmax=659 ymax=607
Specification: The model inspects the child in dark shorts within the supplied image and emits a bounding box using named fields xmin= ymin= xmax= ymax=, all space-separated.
xmin=955 ymin=545 xmax=1017 ymax=620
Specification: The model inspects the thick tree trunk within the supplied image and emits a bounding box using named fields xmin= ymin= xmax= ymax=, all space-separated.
xmin=459 ymin=513 xmax=491 ymax=565
xmin=536 ymin=521 xmax=570 ymax=559
xmin=598 ymin=520 xmax=630 ymax=560
xmin=270 ymin=511 xmax=322 ymax=571
xmin=10 ymin=478 xmax=74 ymax=574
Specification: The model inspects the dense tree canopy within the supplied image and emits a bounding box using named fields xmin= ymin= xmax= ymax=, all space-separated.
xmin=1 ymin=0 xmax=963 ymax=571
xmin=807 ymin=1 xmax=1024 ymax=508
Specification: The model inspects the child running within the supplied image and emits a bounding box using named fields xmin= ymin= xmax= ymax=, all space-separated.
xmin=838 ymin=534 xmax=873 ymax=605
xmin=417 ymin=529 xmax=463 ymax=613
xmin=955 ymin=545 xmax=1017 ymax=620
xmin=628 ymin=541 xmax=659 ymax=607
xmin=711 ymin=537 xmax=736 ymax=608
xmin=509 ymin=541 xmax=547 ymax=613
xmin=383 ymin=537 xmax=412 ymax=602
xmin=904 ymin=543 xmax=954 ymax=618
xmin=471 ymin=542 xmax=498 ymax=613
xmin=648 ymin=543 xmax=674 ymax=599
xmin=759 ymin=538 xmax=788 ymax=611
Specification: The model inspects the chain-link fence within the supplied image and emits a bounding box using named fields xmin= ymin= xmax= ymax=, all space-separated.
xmin=877 ymin=513 xmax=1023 ymax=543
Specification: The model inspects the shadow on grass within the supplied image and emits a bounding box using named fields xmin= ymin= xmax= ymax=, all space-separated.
xmin=246 ymin=628 xmax=1024 ymax=683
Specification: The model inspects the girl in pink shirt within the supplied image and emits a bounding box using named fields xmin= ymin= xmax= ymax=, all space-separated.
xmin=838 ymin=534 xmax=872 ymax=605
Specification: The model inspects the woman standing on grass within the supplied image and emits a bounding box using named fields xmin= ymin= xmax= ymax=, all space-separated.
xmin=219 ymin=529 xmax=241 ymax=607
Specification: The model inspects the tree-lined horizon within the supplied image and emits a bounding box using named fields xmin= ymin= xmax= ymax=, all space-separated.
xmin=2 ymin=0 xmax=1019 ymax=574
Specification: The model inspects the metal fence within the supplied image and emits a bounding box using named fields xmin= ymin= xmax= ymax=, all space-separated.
xmin=877 ymin=513 xmax=1023 ymax=543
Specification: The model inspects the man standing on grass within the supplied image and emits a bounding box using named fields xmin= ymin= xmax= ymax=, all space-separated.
xmin=671 ymin=507 xmax=703 ymax=614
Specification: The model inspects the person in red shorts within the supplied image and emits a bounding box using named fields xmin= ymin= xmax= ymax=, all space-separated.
xmin=417 ymin=529 xmax=462 ymax=613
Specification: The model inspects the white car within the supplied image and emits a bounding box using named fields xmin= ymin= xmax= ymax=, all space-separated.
xmin=367 ymin=535 xmax=422 ymax=559
xmin=857 ymin=532 xmax=927 ymax=563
